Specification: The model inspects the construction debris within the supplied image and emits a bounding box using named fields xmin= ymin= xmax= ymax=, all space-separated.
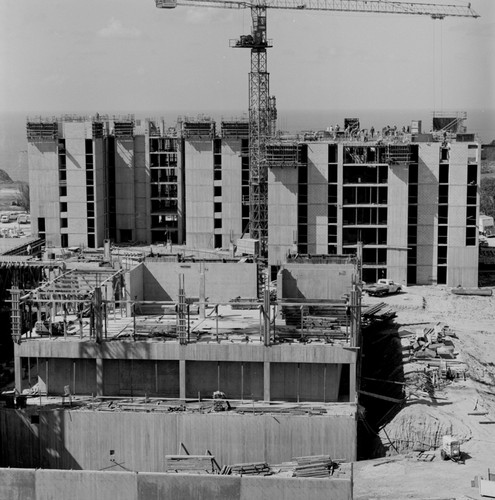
xmin=292 ymin=455 xmax=337 ymax=478
xmin=222 ymin=462 xmax=271 ymax=476
xmin=165 ymin=454 xmax=217 ymax=474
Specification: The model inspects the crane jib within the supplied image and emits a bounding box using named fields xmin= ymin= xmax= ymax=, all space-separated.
xmin=156 ymin=0 xmax=479 ymax=18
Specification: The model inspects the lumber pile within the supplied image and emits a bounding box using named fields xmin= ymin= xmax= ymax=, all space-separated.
xmin=222 ymin=461 xmax=271 ymax=476
xmin=281 ymin=301 xmax=347 ymax=327
xmin=362 ymin=302 xmax=397 ymax=324
xmin=165 ymin=455 xmax=215 ymax=474
xmin=292 ymin=455 xmax=335 ymax=478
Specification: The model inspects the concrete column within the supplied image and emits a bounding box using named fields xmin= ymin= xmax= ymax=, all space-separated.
xmin=14 ymin=347 xmax=22 ymax=393
xmin=349 ymin=362 xmax=356 ymax=403
xmin=179 ymin=359 xmax=186 ymax=400
xmin=96 ymin=358 xmax=104 ymax=397
xmin=263 ymin=361 xmax=270 ymax=401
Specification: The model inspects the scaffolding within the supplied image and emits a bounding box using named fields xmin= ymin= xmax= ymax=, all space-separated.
xmin=266 ymin=142 xmax=303 ymax=168
xmin=432 ymin=111 xmax=467 ymax=134
xmin=26 ymin=121 xmax=58 ymax=141
xmin=114 ymin=121 xmax=135 ymax=138
xmin=221 ymin=120 xmax=249 ymax=139
xmin=385 ymin=144 xmax=414 ymax=165
xmin=178 ymin=116 xmax=216 ymax=139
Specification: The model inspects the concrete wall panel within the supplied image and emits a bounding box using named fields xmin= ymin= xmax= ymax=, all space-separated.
xmin=0 ymin=467 xmax=36 ymax=500
xmin=240 ymin=476 xmax=352 ymax=500
xmin=139 ymin=473 xmax=241 ymax=500
xmin=35 ymin=469 xmax=137 ymax=500
xmin=143 ymin=262 xmax=258 ymax=302
xmin=0 ymin=468 xmax=351 ymax=500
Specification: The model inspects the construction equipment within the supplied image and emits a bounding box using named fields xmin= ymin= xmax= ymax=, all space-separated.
xmin=441 ymin=435 xmax=464 ymax=463
xmin=155 ymin=0 xmax=479 ymax=257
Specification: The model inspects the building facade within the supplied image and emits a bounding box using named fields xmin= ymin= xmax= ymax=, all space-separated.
xmin=268 ymin=140 xmax=480 ymax=287
xmin=27 ymin=116 xmax=480 ymax=286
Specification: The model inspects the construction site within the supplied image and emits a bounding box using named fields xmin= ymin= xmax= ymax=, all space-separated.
xmin=2 ymin=0 xmax=495 ymax=498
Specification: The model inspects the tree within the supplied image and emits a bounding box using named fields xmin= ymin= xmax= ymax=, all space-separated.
xmin=480 ymin=177 xmax=495 ymax=218
xmin=15 ymin=182 xmax=30 ymax=212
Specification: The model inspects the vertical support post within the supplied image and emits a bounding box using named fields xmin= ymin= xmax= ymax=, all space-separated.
xmin=199 ymin=262 xmax=206 ymax=319
xmin=263 ymin=361 xmax=270 ymax=401
xmin=96 ymin=357 xmax=103 ymax=397
xmin=179 ymin=359 xmax=186 ymax=400
xmin=349 ymin=362 xmax=356 ymax=403
xmin=241 ymin=363 xmax=244 ymax=402
xmin=14 ymin=348 xmax=22 ymax=394
xmin=94 ymin=288 xmax=103 ymax=343
xmin=263 ymin=286 xmax=270 ymax=346
xmin=155 ymin=361 xmax=158 ymax=394
xmin=215 ymin=305 xmax=219 ymax=343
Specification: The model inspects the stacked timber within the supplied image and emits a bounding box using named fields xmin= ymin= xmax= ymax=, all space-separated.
xmin=281 ymin=300 xmax=347 ymax=327
xmin=222 ymin=462 xmax=271 ymax=476
xmin=165 ymin=455 xmax=215 ymax=474
xmin=361 ymin=302 xmax=397 ymax=326
xmin=292 ymin=455 xmax=335 ymax=478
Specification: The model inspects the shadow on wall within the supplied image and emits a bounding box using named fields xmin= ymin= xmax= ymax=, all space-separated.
xmin=0 ymin=408 xmax=82 ymax=470
xmin=142 ymin=265 xmax=172 ymax=301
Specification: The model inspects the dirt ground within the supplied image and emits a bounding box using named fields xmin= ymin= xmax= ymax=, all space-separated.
xmin=354 ymin=286 xmax=495 ymax=500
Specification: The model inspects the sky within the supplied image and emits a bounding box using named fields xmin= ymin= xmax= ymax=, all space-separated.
xmin=0 ymin=0 xmax=493 ymax=116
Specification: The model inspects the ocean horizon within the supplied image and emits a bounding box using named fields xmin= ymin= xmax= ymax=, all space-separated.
xmin=1 ymin=108 xmax=494 ymax=183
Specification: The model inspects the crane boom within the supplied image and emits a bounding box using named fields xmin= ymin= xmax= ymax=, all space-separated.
xmin=156 ymin=0 xmax=479 ymax=258
xmin=157 ymin=0 xmax=479 ymax=18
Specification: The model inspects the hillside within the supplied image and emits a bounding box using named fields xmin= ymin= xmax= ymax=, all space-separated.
xmin=0 ymin=169 xmax=14 ymax=184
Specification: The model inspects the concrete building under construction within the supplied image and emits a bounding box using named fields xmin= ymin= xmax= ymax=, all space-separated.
xmin=0 ymin=249 xmax=369 ymax=499
xmin=26 ymin=112 xmax=480 ymax=288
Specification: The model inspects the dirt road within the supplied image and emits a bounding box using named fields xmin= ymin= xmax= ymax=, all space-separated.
xmin=354 ymin=286 xmax=495 ymax=500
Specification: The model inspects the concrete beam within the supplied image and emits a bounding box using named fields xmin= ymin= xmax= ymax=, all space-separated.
xmin=16 ymin=340 xmax=358 ymax=364
xmin=14 ymin=349 xmax=22 ymax=393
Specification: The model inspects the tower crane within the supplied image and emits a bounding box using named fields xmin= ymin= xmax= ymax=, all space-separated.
xmin=156 ymin=0 xmax=479 ymax=257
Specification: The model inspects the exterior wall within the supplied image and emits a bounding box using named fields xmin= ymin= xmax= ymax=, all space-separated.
xmin=307 ymin=144 xmax=329 ymax=254
xmin=0 ymin=409 xmax=357 ymax=469
xmin=185 ymin=140 xmax=214 ymax=248
xmin=221 ymin=139 xmax=243 ymax=247
xmin=28 ymin=141 xmax=59 ymax=244
xmin=446 ymin=142 xmax=479 ymax=286
xmin=142 ymin=262 xmax=258 ymax=302
xmin=267 ymin=140 xmax=480 ymax=287
xmin=62 ymin=122 xmax=92 ymax=248
xmin=114 ymin=138 xmax=136 ymax=242
xmin=386 ymin=163 xmax=409 ymax=284
xmin=280 ymin=263 xmax=355 ymax=300
xmin=0 ymin=468 xmax=352 ymax=500
xmin=94 ymin=139 xmax=107 ymax=247
xmin=134 ymin=134 xmax=150 ymax=243
xmin=417 ymin=143 xmax=440 ymax=284
xmin=267 ymin=165 xmax=298 ymax=267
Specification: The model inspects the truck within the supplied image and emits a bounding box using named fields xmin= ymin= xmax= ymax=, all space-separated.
xmin=441 ymin=435 xmax=464 ymax=463
xmin=479 ymin=214 xmax=494 ymax=237
xmin=363 ymin=279 xmax=402 ymax=297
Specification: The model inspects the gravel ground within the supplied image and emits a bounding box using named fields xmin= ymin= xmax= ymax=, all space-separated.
xmin=354 ymin=286 xmax=495 ymax=500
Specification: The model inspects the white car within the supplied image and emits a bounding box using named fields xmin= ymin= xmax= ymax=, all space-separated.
xmin=0 ymin=215 xmax=9 ymax=223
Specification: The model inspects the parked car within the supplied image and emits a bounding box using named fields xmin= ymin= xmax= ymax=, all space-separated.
xmin=17 ymin=214 xmax=28 ymax=224
xmin=0 ymin=215 xmax=9 ymax=223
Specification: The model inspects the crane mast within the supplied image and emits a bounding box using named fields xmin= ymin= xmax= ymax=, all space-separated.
xmin=156 ymin=0 xmax=479 ymax=257
xmin=232 ymin=6 xmax=272 ymax=253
